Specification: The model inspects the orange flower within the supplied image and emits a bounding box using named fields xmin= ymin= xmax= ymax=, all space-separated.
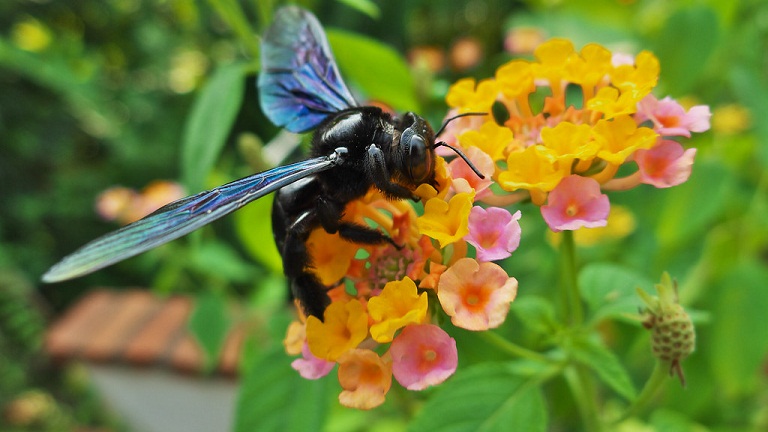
xmin=437 ymin=258 xmax=518 ymax=331
xmin=337 ymin=349 xmax=393 ymax=410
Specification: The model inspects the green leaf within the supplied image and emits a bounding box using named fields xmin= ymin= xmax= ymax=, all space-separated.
xmin=409 ymin=362 xmax=547 ymax=432
xmin=654 ymin=161 xmax=733 ymax=248
xmin=234 ymin=192 xmax=283 ymax=274
xmin=181 ymin=63 xmax=246 ymax=192
xmin=570 ymin=337 xmax=636 ymax=400
xmin=653 ymin=6 xmax=720 ymax=95
xmin=578 ymin=263 xmax=651 ymax=324
xmin=730 ymin=66 xmax=768 ymax=168
xmin=650 ymin=409 xmax=702 ymax=432
xmin=327 ymin=30 xmax=419 ymax=112
xmin=335 ymin=0 xmax=380 ymax=19
xmin=188 ymin=292 xmax=232 ymax=371
xmin=189 ymin=240 xmax=257 ymax=283
xmin=234 ymin=348 xmax=331 ymax=432
xmin=510 ymin=295 xmax=558 ymax=335
xmin=709 ymin=260 xmax=768 ymax=397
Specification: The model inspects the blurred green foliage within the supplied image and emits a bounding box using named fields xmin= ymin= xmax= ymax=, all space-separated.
xmin=1 ymin=0 xmax=767 ymax=431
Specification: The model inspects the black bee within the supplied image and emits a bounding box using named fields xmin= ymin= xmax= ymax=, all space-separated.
xmin=43 ymin=6 xmax=483 ymax=319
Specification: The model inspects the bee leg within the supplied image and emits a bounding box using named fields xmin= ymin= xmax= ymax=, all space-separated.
xmin=280 ymin=210 xmax=331 ymax=319
xmin=316 ymin=195 xmax=402 ymax=248
xmin=291 ymin=272 xmax=331 ymax=320
xmin=365 ymin=145 xmax=418 ymax=200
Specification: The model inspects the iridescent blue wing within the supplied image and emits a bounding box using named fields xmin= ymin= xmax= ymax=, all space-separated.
xmin=42 ymin=153 xmax=343 ymax=282
xmin=258 ymin=6 xmax=357 ymax=133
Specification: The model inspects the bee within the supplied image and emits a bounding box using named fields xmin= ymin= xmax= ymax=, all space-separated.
xmin=43 ymin=6 xmax=483 ymax=319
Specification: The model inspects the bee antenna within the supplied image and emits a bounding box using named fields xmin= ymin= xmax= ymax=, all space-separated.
xmin=433 ymin=141 xmax=486 ymax=179
xmin=434 ymin=112 xmax=487 ymax=137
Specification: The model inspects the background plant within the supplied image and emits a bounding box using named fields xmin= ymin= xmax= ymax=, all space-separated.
xmin=1 ymin=0 xmax=766 ymax=431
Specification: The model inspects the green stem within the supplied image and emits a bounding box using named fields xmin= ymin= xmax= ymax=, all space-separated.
xmin=560 ymin=230 xmax=583 ymax=326
xmin=559 ymin=231 xmax=601 ymax=430
xmin=479 ymin=331 xmax=552 ymax=364
xmin=564 ymin=365 xmax=603 ymax=432
xmin=615 ymin=361 xmax=669 ymax=422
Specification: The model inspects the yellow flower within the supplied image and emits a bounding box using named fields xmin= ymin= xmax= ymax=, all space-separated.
xmin=445 ymin=77 xmax=498 ymax=113
xmin=416 ymin=192 xmax=475 ymax=248
xmin=566 ymin=43 xmax=613 ymax=90
xmin=497 ymin=145 xmax=569 ymax=205
xmin=587 ymin=87 xmax=643 ymax=119
xmin=495 ymin=60 xmax=535 ymax=100
xmin=593 ymin=115 xmax=658 ymax=165
xmin=610 ymin=51 xmax=659 ymax=97
xmin=415 ymin=156 xmax=452 ymax=201
xmin=541 ymin=122 xmax=598 ymax=164
xmin=12 ymin=17 xmax=52 ymax=52
xmin=531 ymin=38 xmax=575 ymax=83
xmin=368 ymin=277 xmax=428 ymax=343
xmin=283 ymin=320 xmax=306 ymax=356
xmin=548 ymin=204 xmax=637 ymax=247
xmin=712 ymin=103 xmax=751 ymax=135
xmin=305 ymin=228 xmax=359 ymax=285
xmin=306 ymin=299 xmax=369 ymax=361
xmin=457 ymin=121 xmax=516 ymax=162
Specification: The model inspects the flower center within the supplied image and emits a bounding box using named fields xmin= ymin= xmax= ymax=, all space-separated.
xmin=423 ymin=349 xmax=437 ymax=362
xmin=657 ymin=115 xmax=680 ymax=128
xmin=466 ymin=294 xmax=480 ymax=305
xmin=371 ymin=249 xmax=412 ymax=290
xmin=565 ymin=202 xmax=580 ymax=217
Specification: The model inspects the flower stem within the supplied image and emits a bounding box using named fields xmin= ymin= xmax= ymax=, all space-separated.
xmin=615 ymin=361 xmax=669 ymax=422
xmin=560 ymin=230 xmax=583 ymax=326
xmin=565 ymin=365 xmax=603 ymax=432
xmin=479 ymin=331 xmax=552 ymax=364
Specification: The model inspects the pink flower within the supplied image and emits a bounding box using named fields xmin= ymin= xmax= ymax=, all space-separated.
xmin=448 ymin=147 xmax=495 ymax=199
xmin=390 ymin=324 xmax=458 ymax=390
xmin=291 ymin=343 xmax=336 ymax=379
xmin=437 ymin=258 xmax=518 ymax=330
xmin=436 ymin=108 xmax=487 ymax=150
xmin=465 ymin=206 xmax=522 ymax=262
xmin=634 ymin=140 xmax=697 ymax=188
xmin=541 ymin=175 xmax=610 ymax=232
xmin=636 ymin=95 xmax=711 ymax=138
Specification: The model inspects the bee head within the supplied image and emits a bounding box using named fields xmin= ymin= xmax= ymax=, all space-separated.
xmin=397 ymin=112 xmax=437 ymax=185
xmin=395 ymin=111 xmax=486 ymax=188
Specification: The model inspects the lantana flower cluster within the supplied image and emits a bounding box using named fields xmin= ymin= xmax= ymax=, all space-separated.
xmin=443 ymin=38 xmax=709 ymax=232
xmin=283 ymin=38 xmax=710 ymax=410
xmin=284 ymin=187 xmax=520 ymax=409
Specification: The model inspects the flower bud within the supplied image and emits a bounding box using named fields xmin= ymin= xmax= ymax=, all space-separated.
xmin=637 ymin=272 xmax=696 ymax=385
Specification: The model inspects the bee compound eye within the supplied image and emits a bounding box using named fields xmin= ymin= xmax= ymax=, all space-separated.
xmin=406 ymin=134 xmax=432 ymax=183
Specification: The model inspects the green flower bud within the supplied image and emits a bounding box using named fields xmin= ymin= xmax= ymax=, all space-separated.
xmin=637 ymin=272 xmax=695 ymax=385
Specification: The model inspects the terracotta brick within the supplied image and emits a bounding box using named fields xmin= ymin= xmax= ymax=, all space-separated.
xmin=82 ymin=290 xmax=156 ymax=362
xmin=46 ymin=288 xmax=245 ymax=377
xmin=46 ymin=290 xmax=116 ymax=359
xmin=122 ymin=296 xmax=192 ymax=366
xmin=169 ymin=333 xmax=204 ymax=374
xmin=218 ymin=325 xmax=246 ymax=376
